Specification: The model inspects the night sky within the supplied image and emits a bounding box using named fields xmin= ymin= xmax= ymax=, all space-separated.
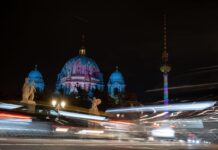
xmin=0 ymin=1 xmax=218 ymax=99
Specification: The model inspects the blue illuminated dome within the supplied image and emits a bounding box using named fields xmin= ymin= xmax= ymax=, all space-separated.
xmin=28 ymin=65 xmax=45 ymax=92
xmin=108 ymin=69 xmax=125 ymax=84
xmin=56 ymin=47 xmax=104 ymax=94
xmin=108 ymin=67 xmax=125 ymax=97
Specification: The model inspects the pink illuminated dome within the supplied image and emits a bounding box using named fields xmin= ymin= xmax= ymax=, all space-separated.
xmin=56 ymin=46 xmax=104 ymax=94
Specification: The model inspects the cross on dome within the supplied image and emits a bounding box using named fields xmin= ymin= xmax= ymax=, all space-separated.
xmin=116 ymin=66 xmax=119 ymax=71
xmin=35 ymin=64 xmax=38 ymax=70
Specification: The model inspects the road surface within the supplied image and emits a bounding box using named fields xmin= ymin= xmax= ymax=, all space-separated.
xmin=0 ymin=138 xmax=217 ymax=150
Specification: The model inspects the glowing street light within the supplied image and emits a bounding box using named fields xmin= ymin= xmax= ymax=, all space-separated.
xmin=60 ymin=101 xmax=66 ymax=108
xmin=52 ymin=99 xmax=57 ymax=107
xmin=51 ymin=99 xmax=66 ymax=120
xmin=51 ymin=99 xmax=66 ymax=111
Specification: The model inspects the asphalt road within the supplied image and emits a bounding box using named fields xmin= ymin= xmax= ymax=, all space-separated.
xmin=0 ymin=138 xmax=217 ymax=150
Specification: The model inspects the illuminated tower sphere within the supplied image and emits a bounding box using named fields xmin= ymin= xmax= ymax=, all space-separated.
xmin=56 ymin=44 xmax=104 ymax=95
xmin=160 ymin=14 xmax=171 ymax=105
xmin=28 ymin=65 xmax=45 ymax=92
xmin=108 ymin=66 xmax=125 ymax=97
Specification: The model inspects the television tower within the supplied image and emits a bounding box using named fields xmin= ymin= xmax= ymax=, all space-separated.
xmin=160 ymin=14 xmax=171 ymax=105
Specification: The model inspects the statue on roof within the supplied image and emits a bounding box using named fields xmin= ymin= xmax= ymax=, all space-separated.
xmin=89 ymin=97 xmax=101 ymax=115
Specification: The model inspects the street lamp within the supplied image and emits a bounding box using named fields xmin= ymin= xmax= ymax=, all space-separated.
xmin=52 ymin=99 xmax=57 ymax=107
xmin=51 ymin=99 xmax=66 ymax=120
xmin=60 ymin=101 xmax=66 ymax=108
xmin=51 ymin=99 xmax=66 ymax=109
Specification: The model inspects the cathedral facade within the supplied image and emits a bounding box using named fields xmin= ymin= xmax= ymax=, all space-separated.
xmin=55 ymin=45 xmax=125 ymax=97
xmin=27 ymin=43 xmax=125 ymax=97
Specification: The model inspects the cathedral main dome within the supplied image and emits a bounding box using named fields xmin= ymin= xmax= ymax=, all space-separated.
xmin=56 ymin=47 xmax=104 ymax=94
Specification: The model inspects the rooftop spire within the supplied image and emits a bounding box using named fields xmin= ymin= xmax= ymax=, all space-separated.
xmin=81 ymin=33 xmax=85 ymax=44
xmin=79 ymin=33 xmax=86 ymax=55
xmin=116 ymin=66 xmax=119 ymax=71
xmin=35 ymin=64 xmax=38 ymax=71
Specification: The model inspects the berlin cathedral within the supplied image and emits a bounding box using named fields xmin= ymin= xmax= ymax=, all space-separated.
xmin=27 ymin=43 xmax=126 ymax=98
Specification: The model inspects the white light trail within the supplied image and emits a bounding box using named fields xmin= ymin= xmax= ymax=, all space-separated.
xmin=151 ymin=127 xmax=175 ymax=138
xmin=140 ymin=112 xmax=168 ymax=121
xmin=59 ymin=111 xmax=107 ymax=121
xmin=55 ymin=127 xmax=68 ymax=132
xmin=76 ymin=130 xmax=104 ymax=135
xmin=106 ymin=101 xmax=216 ymax=113
xmin=0 ymin=103 xmax=22 ymax=110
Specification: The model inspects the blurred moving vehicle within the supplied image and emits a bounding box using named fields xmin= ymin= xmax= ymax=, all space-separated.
xmin=0 ymin=102 xmax=108 ymax=137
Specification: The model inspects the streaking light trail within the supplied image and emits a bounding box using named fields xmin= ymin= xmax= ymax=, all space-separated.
xmin=59 ymin=111 xmax=107 ymax=121
xmin=0 ymin=103 xmax=22 ymax=110
xmin=0 ymin=113 xmax=31 ymax=119
xmin=106 ymin=101 xmax=216 ymax=113
xmin=151 ymin=127 xmax=175 ymax=138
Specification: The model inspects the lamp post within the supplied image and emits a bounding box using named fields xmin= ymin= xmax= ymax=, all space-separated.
xmin=51 ymin=99 xmax=66 ymax=120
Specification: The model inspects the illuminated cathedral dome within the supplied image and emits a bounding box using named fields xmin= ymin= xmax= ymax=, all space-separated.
xmin=28 ymin=65 xmax=45 ymax=92
xmin=108 ymin=68 xmax=125 ymax=84
xmin=108 ymin=67 xmax=125 ymax=97
xmin=56 ymin=47 xmax=104 ymax=94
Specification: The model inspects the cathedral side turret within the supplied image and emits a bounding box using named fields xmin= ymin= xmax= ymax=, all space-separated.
xmin=107 ymin=66 xmax=125 ymax=98
xmin=28 ymin=65 xmax=45 ymax=92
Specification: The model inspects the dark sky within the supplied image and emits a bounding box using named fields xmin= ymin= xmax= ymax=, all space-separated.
xmin=0 ymin=1 xmax=218 ymax=99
